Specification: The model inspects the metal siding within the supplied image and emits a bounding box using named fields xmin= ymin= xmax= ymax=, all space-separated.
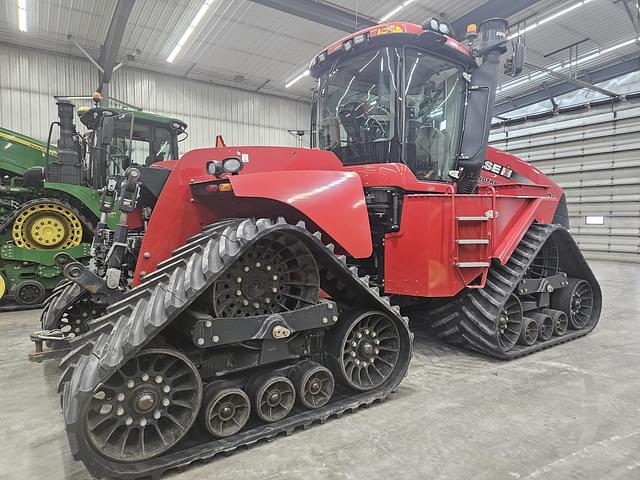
xmin=490 ymin=101 xmax=640 ymax=263
xmin=0 ymin=44 xmax=311 ymax=150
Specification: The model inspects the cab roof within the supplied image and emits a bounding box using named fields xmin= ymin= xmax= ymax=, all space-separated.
xmin=77 ymin=106 xmax=188 ymax=132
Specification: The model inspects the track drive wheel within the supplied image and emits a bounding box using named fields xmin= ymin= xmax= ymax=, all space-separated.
xmin=518 ymin=317 xmax=539 ymax=346
xmin=326 ymin=310 xmax=402 ymax=392
xmin=0 ymin=272 xmax=6 ymax=302
xmin=15 ymin=280 xmax=46 ymax=305
xmin=12 ymin=201 xmax=83 ymax=249
xmin=84 ymin=349 xmax=202 ymax=462
xmin=200 ymin=381 xmax=250 ymax=438
xmin=497 ymin=294 xmax=523 ymax=351
xmin=247 ymin=373 xmax=296 ymax=423
xmin=289 ymin=361 xmax=335 ymax=409
xmin=551 ymin=278 xmax=595 ymax=330
xmin=211 ymin=233 xmax=320 ymax=318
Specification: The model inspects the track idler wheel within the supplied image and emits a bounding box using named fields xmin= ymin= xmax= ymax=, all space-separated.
xmin=543 ymin=308 xmax=568 ymax=336
xmin=551 ymin=278 xmax=595 ymax=330
xmin=248 ymin=373 xmax=296 ymax=423
xmin=289 ymin=361 xmax=335 ymax=409
xmin=200 ymin=381 xmax=251 ymax=438
xmin=529 ymin=312 xmax=554 ymax=341
xmin=497 ymin=294 xmax=523 ymax=351
xmin=14 ymin=280 xmax=46 ymax=305
xmin=326 ymin=310 xmax=402 ymax=392
xmin=518 ymin=317 xmax=539 ymax=346
xmin=84 ymin=349 xmax=202 ymax=462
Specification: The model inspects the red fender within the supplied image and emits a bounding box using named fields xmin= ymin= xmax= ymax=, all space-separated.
xmin=229 ymin=170 xmax=372 ymax=258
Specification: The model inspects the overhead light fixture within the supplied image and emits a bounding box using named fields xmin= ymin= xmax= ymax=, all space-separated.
xmin=379 ymin=0 xmax=415 ymax=23
xmin=498 ymin=35 xmax=640 ymax=94
xmin=166 ymin=0 xmax=216 ymax=63
xmin=507 ymin=0 xmax=595 ymax=40
xmin=285 ymin=69 xmax=310 ymax=89
xmin=17 ymin=0 xmax=27 ymax=32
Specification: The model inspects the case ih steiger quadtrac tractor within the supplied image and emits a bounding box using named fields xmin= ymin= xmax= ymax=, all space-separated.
xmin=0 ymin=100 xmax=186 ymax=307
xmin=49 ymin=19 xmax=600 ymax=479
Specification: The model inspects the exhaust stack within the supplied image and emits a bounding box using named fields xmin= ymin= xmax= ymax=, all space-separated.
xmin=456 ymin=18 xmax=508 ymax=194
xmin=46 ymin=100 xmax=84 ymax=185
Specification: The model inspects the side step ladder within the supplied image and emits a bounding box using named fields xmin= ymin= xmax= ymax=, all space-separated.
xmin=454 ymin=213 xmax=493 ymax=287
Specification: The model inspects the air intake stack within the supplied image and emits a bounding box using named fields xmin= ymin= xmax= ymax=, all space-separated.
xmin=456 ymin=18 xmax=508 ymax=194
xmin=46 ymin=100 xmax=84 ymax=185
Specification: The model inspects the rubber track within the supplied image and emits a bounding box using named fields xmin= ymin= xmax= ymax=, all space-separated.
xmin=41 ymin=282 xmax=86 ymax=331
xmin=417 ymin=224 xmax=602 ymax=359
xmin=0 ymin=198 xmax=94 ymax=309
xmin=59 ymin=217 xmax=413 ymax=479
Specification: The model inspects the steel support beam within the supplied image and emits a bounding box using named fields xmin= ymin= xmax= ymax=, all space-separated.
xmin=248 ymin=0 xmax=375 ymax=32
xmin=98 ymin=0 xmax=135 ymax=103
xmin=451 ymin=0 xmax=543 ymax=37
xmin=495 ymin=56 xmax=640 ymax=116
xmin=525 ymin=62 xmax=620 ymax=98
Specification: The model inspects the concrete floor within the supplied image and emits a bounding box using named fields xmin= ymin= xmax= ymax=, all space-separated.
xmin=0 ymin=260 xmax=639 ymax=480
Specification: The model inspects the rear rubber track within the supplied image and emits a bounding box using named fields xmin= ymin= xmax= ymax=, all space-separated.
xmin=58 ymin=217 xmax=413 ymax=479
xmin=419 ymin=223 xmax=602 ymax=359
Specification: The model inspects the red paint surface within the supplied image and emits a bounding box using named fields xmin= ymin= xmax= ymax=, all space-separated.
xmin=135 ymin=144 xmax=562 ymax=298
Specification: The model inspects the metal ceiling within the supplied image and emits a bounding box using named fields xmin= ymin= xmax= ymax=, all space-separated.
xmin=0 ymin=0 xmax=638 ymax=108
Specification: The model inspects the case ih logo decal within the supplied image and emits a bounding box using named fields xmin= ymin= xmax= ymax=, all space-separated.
xmin=482 ymin=160 xmax=513 ymax=179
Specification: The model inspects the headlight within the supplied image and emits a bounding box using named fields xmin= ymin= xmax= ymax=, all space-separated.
xmin=222 ymin=157 xmax=243 ymax=174
xmin=438 ymin=22 xmax=450 ymax=35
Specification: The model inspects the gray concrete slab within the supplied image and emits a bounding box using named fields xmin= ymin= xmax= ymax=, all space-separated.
xmin=0 ymin=260 xmax=638 ymax=480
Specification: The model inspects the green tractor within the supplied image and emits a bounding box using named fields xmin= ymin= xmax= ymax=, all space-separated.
xmin=0 ymin=99 xmax=187 ymax=306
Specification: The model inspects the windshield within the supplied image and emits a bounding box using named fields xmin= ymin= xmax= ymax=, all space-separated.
xmin=315 ymin=47 xmax=465 ymax=182
xmin=317 ymin=47 xmax=401 ymax=165
xmin=108 ymin=119 xmax=176 ymax=175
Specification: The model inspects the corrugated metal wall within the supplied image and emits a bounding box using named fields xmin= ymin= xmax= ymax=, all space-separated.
xmin=490 ymin=100 xmax=640 ymax=263
xmin=0 ymin=43 xmax=311 ymax=151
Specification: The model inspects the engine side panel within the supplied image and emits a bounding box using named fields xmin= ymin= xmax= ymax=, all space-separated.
xmin=384 ymin=191 xmax=559 ymax=297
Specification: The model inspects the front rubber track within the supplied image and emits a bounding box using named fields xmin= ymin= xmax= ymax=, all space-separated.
xmin=419 ymin=224 xmax=602 ymax=359
xmin=59 ymin=217 xmax=413 ymax=479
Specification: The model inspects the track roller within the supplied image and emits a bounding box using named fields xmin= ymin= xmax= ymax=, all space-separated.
xmin=551 ymin=278 xmax=595 ymax=330
xmin=15 ymin=280 xmax=46 ymax=305
xmin=326 ymin=310 xmax=402 ymax=392
xmin=200 ymin=381 xmax=251 ymax=438
xmin=543 ymin=308 xmax=568 ymax=336
xmin=529 ymin=312 xmax=553 ymax=341
xmin=518 ymin=317 xmax=539 ymax=346
xmin=289 ymin=361 xmax=335 ymax=409
xmin=247 ymin=373 xmax=295 ymax=423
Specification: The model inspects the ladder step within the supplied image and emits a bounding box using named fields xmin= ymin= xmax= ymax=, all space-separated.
xmin=456 ymin=239 xmax=489 ymax=245
xmin=456 ymin=261 xmax=490 ymax=267
xmin=456 ymin=216 xmax=488 ymax=221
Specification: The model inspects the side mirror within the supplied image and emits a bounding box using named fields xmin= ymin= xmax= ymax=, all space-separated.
xmin=100 ymin=116 xmax=115 ymax=145
xmin=504 ymin=42 xmax=525 ymax=77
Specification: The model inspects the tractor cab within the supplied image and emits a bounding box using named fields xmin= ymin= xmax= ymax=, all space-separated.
xmin=310 ymin=20 xmax=517 ymax=193
xmin=77 ymin=107 xmax=187 ymax=188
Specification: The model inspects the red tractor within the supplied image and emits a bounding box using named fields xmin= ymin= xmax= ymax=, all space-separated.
xmin=51 ymin=19 xmax=600 ymax=479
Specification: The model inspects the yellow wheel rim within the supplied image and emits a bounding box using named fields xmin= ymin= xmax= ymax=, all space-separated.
xmin=12 ymin=203 xmax=84 ymax=250
xmin=0 ymin=274 xmax=6 ymax=301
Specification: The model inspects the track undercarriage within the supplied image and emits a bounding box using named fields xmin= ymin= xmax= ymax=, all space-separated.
xmin=418 ymin=224 xmax=601 ymax=358
xmin=58 ymin=218 xmax=413 ymax=479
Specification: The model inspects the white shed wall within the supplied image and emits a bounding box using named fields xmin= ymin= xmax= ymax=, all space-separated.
xmin=490 ymin=100 xmax=640 ymax=263
xmin=0 ymin=43 xmax=311 ymax=151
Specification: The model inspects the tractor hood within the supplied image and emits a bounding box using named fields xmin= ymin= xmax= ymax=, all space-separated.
xmin=0 ymin=127 xmax=57 ymax=176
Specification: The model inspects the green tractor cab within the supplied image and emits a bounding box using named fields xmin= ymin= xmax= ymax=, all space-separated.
xmin=0 ymin=100 xmax=187 ymax=307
